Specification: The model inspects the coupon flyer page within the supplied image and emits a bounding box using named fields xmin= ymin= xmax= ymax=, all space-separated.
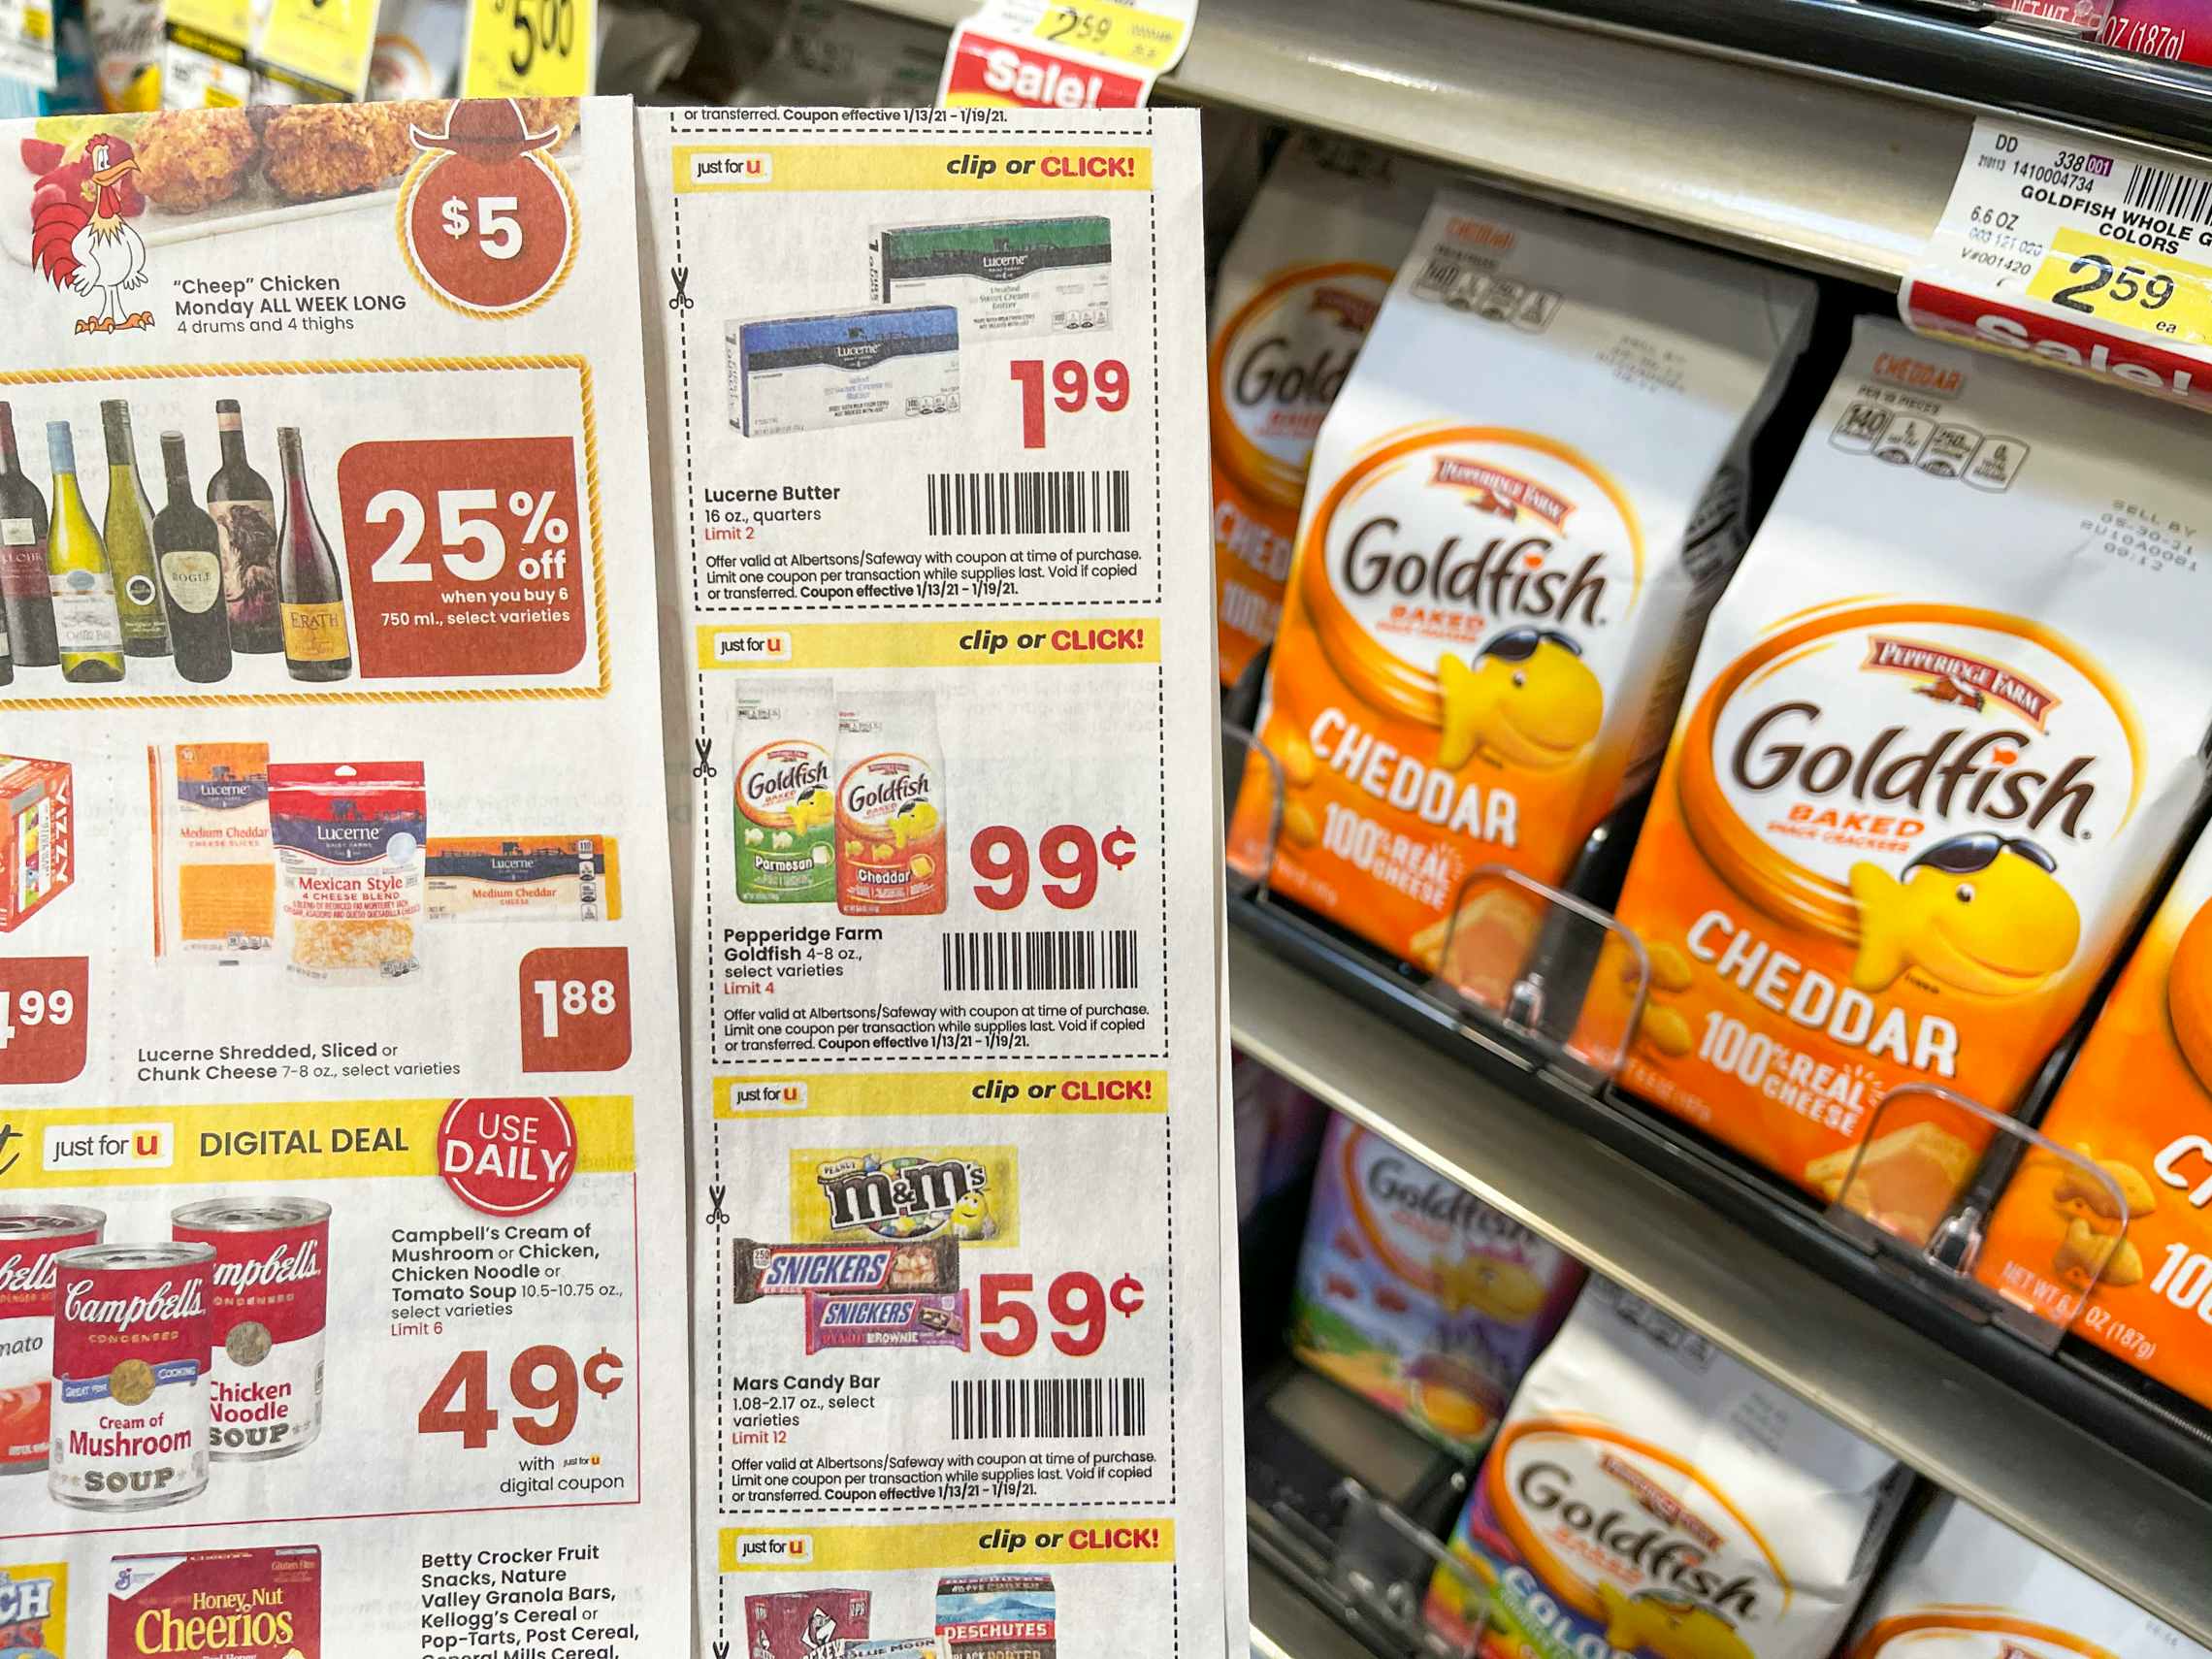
xmin=0 ymin=98 xmax=692 ymax=1656
xmin=635 ymin=107 xmax=1240 ymax=1659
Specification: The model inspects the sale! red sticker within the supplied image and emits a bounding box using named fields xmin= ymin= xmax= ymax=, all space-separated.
xmin=439 ymin=1095 xmax=578 ymax=1216
xmin=519 ymin=946 xmax=633 ymax=1073
xmin=0 ymin=957 xmax=88 ymax=1085
xmin=336 ymin=436 xmax=588 ymax=679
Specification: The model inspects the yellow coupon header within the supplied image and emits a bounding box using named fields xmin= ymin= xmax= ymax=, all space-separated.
xmin=716 ymin=1071 xmax=1166 ymax=1118
xmin=720 ymin=1517 xmax=1175 ymax=1573
xmin=673 ymin=145 xmax=1152 ymax=195
xmin=0 ymin=1096 xmax=635 ymax=1188
xmin=699 ymin=620 xmax=1158 ymax=671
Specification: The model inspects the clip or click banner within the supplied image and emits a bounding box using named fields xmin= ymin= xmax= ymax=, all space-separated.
xmin=462 ymin=0 xmax=596 ymax=98
xmin=937 ymin=0 xmax=1196 ymax=110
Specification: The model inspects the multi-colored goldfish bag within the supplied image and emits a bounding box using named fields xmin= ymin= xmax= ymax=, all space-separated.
xmin=1287 ymin=1116 xmax=1583 ymax=1455
xmin=1425 ymin=1279 xmax=1906 ymax=1659
xmin=1606 ymin=316 xmax=2212 ymax=1208
xmin=1843 ymin=1493 xmax=2210 ymax=1659
xmin=1248 ymin=184 xmax=1814 ymax=973
xmin=1209 ymin=134 xmax=1438 ymax=687
xmin=1975 ymin=821 xmax=2212 ymax=1410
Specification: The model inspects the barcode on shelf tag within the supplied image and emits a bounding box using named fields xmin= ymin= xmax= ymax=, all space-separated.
xmin=942 ymin=927 xmax=1140 ymax=992
xmin=949 ymin=1376 xmax=1147 ymax=1439
xmin=1903 ymin=115 xmax=2212 ymax=410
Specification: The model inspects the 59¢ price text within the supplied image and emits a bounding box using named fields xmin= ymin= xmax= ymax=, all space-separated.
xmin=979 ymin=1270 xmax=1146 ymax=1358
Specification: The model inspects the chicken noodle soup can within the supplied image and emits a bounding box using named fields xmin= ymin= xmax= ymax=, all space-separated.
xmin=0 ymin=1204 xmax=105 ymax=1475
xmin=48 ymin=1242 xmax=212 ymax=1512
xmin=735 ymin=674 xmax=837 ymax=904
xmin=835 ymin=694 xmax=946 ymax=917
xmin=171 ymin=1197 xmax=329 ymax=1460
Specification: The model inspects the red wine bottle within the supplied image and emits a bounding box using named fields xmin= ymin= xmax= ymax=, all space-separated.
xmin=207 ymin=399 xmax=281 ymax=654
xmin=155 ymin=432 xmax=232 ymax=684
xmin=0 ymin=401 xmax=57 ymax=667
xmin=276 ymin=427 xmax=350 ymax=683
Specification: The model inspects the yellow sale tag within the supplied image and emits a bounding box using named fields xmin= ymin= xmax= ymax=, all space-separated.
xmin=165 ymin=0 xmax=249 ymax=54
xmin=463 ymin=0 xmax=595 ymax=99
xmin=2028 ymin=225 xmax=2212 ymax=349
xmin=1028 ymin=0 xmax=1187 ymax=72
xmin=255 ymin=0 xmax=378 ymax=94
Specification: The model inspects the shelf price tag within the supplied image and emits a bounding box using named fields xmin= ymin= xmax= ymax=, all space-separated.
xmin=1903 ymin=116 xmax=2212 ymax=411
xmin=254 ymin=0 xmax=379 ymax=99
xmin=938 ymin=0 xmax=1196 ymax=110
xmin=462 ymin=0 xmax=596 ymax=100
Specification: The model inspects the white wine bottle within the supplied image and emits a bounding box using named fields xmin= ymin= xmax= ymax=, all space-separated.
xmin=44 ymin=421 xmax=124 ymax=684
xmin=101 ymin=399 xmax=172 ymax=660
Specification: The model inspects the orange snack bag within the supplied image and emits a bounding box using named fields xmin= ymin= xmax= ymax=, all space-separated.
xmin=1609 ymin=316 xmax=2212 ymax=1203
xmin=1249 ymin=184 xmax=1813 ymax=971
xmin=1977 ymin=821 xmax=2212 ymax=1408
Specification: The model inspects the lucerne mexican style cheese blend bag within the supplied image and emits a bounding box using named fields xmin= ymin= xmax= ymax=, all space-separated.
xmin=1209 ymin=133 xmax=1437 ymax=687
xmin=1250 ymin=186 xmax=1815 ymax=974
xmin=1843 ymin=1493 xmax=2211 ymax=1659
xmin=1425 ymin=1278 xmax=1906 ymax=1659
xmin=1609 ymin=316 xmax=2212 ymax=1206
xmin=1975 ymin=817 xmax=2212 ymax=1409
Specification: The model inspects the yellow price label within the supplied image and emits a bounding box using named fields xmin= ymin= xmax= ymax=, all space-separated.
xmin=463 ymin=0 xmax=595 ymax=99
xmin=256 ymin=0 xmax=378 ymax=94
xmin=21 ymin=4 xmax=49 ymax=42
xmin=2028 ymin=225 xmax=2212 ymax=349
xmin=1029 ymin=0 xmax=1187 ymax=72
xmin=165 ymin=0 xmax=249 ymax=53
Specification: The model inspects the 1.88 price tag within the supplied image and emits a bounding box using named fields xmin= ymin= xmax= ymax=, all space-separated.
xmin=0 ymin=957 xmax=86 ymax=1085
xmin=520 ymin=947 xmax=632 ymax=1073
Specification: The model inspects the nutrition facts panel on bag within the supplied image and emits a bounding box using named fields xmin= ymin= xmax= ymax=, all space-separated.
xmin=638 ymin=107 xmax=1235 ymax=1659
xmin=0 ymin=99 xmax=690 ymax=1659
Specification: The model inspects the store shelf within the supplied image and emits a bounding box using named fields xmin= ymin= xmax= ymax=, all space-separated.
xmin=1225 ymin=899 xmax=2212 ymax=1646
xmin=1250 ymin=1545 xmax=1380 ymax=1659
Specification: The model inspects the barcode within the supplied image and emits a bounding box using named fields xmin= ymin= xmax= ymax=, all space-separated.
xmin=949 ymin=1377 xmax=1148 ymax=1440
xmin=2122 ymin=163 xmax=2212 ymax=225
xmin=926 ymin=469 xmax=1131 ymax=536
xmin=941 ymin=928 xmax=1139 ymax=992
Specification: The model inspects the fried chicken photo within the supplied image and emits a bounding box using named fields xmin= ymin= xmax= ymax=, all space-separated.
xmin=133 ymin=109 xmax=258 ymax=211
xmin=260 ymin=99 xmax=445 ymax=202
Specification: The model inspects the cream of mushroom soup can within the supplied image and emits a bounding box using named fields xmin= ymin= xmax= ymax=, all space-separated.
xmin=0 ymin=1204 xmax=105 ymax=1475
xmin=49 ymin=1241 xmax=213 ymax=1511
xmin=172 ymin=1196 xmax=330 ymax=1460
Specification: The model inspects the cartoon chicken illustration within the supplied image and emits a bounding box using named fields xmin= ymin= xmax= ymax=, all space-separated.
xmin=1846 ymin=831 xmax=2079 ymax=995
xmin=32 ymin=135 xmax=151 ymax=334
xmin=1435 ymin=625 xmax=1605 ymax=770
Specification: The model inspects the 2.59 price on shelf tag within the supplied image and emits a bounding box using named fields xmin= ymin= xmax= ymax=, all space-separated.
xmin=1903 ymin=116 xmax=2212 ymax=410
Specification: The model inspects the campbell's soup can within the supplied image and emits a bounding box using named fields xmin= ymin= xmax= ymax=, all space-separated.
xmin=49 ymin=1241 xmax=213 ymax=1511
xmin=0 ymin=1204 xmax=106 ymax=1474
xmin=172 ymin=1196 xmax=330 ymax=1460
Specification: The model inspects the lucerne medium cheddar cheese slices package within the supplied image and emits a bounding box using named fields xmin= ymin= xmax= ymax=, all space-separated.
xmin=1249 ymin=185 xmax=1815 ymax=975
xmin=1210 ymin=134 xmax=1439 ymax=687
xmin=1843 ymin=1493 xmax=2212 ymax=1659
xmin=1608 ymin=315 xmax=2212 ymax=1211
xmin=1975 ymin=817 xmax=2212 ymax=1409
xmin=1425 ymin=1277 xmax=1907 ymax=1659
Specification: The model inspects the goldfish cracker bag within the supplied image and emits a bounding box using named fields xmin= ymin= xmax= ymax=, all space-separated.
xmin=1608 ymin=315 xmax=2212 ymax=1213
xmin=1843 ymin=1493 xmax=2210 ymax=1659
xmin=1976 ymin=821 xmax=2212 ymax=1407
xmin=1288 ymin=1115 xmax=1583 ymax=1455
xmin=1210 ymin=134 xmax=1438 ymax=687
xmin=1251 ymin=186 xmax=1814 ymax=973
xmin=1425 ymin=1278 xmax=1906 ymax=1659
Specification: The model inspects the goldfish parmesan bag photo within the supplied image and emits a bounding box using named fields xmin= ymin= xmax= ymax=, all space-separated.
xmin=1606 ymin=316 xmax=2212 ymax=1208
xmin=1247 ymin=185 xmax=1814 ymax=975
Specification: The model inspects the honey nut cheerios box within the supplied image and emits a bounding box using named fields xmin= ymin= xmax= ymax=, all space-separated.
xmin=1604 ymin=315 xmax=2212 ymax=1213
xmin=1424 ymin=1278 xmax=1907 ymax=1659
xmin=1842 ymin=1493 xmax=2211 ymax=1659
xmin=1246 ymin=185 xmax=1815 ymax=975
xmin=1975 ymin=820 xmax=2212 ymax=1409
xmin=1209 ymin=133 xmax=1439 ymax=687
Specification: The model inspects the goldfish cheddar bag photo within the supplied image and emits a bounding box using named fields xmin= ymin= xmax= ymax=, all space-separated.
xmin=1976 ymin=821 xmax=2212 ymax=1409
xmin=1608 ymin=315 xmax=2212 ymax=1206
xmin=1210 ymin=134 xmax=1437 ymax=686
xmin=1250 ymin=185 xmax=1815 ymax=972
xmin=1425 ymin=1278 xmax=1905 ymax=1659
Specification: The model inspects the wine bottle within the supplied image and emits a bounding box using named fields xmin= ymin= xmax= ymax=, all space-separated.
xmin=154 ymin=432 xmax=232 ymax=684
xmin=100 ymin=399 xmax=171 ymax=660
xmin=276 ymin=427 xmax=350 ymax=683
xmin=207 ymin=398 xmax=280 ymax=654
xmin=0 ymin=402 xmax=57 ymax=667
xmin=0 ymin=591 xmax=12 ymax=685
xmin=44 ymin=421 xmax=124 ymax=684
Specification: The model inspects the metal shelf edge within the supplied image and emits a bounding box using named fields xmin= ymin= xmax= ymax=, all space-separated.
xmin=1226 ymin=924 xmax=2212 ymax=1644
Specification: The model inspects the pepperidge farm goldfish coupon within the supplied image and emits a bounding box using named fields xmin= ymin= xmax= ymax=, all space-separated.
xmin=1610 ymin=316 xmax=2212 ymax=1204
xmin=1251 ymin=186 xmax=1813 ymax=972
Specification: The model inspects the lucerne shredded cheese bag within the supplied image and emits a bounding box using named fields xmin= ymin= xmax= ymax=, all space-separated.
xmin=1209 ymin=134 xmax=1438 ymax=686
xmin=1250 ymin=185 xmax=1815 ymax=973
xmin=1608 ymin=316 xmax=2212 ymax=1207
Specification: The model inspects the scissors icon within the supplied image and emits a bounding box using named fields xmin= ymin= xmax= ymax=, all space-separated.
xmin=693 ymin=736 xmax=715 ymax=779
xmin=705 ymin=1184 xmax=729 ymax=1228
xmin=668 ymin=266 xmax=695 ymax=312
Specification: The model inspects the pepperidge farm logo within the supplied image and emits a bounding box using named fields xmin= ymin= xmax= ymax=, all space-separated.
xmin=732 ymin=1532 xmax=814 ymax=1565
